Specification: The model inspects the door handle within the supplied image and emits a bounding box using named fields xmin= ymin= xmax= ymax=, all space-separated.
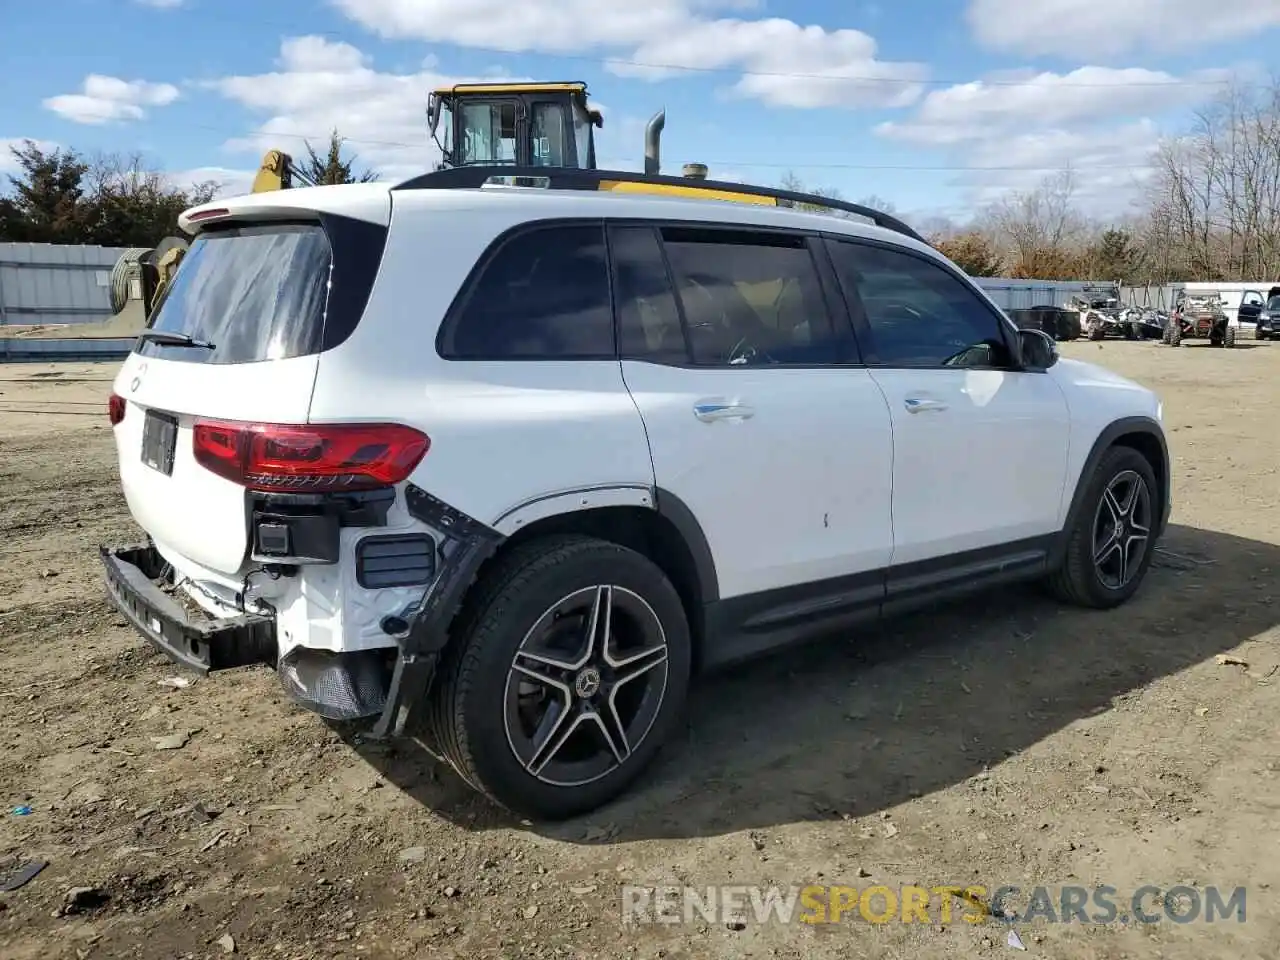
xmin=693 ymin=399 xmax=755 ymax=422
xmin=904 ymin=396 xmax=948 ymax=413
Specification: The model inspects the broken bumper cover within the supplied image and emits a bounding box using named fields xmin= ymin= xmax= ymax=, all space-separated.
xmin=99 ymin=484 xmax=504 ymax=741
xmin=99 ymin=543 xmax=276 ymax=674
xmin=367 ymin=484 xmax=504 ymax=740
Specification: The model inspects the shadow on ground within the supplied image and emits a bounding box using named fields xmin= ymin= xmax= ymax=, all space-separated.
xmin=347 ymin=523 xmax=1279 ymax=843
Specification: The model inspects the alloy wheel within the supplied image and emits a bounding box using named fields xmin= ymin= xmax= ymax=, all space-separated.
xmin=1092 ymin=470 xmax=1152 ymax=590
xmin=503 ymin=585 xmax=670 ymax=788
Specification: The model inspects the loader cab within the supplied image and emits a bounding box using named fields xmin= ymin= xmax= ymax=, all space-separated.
xmin=427 ymin=82 xmax=603 ymax=170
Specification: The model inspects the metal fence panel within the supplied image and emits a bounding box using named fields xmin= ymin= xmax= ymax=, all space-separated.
xmin=0 ymin=242 xmax=127 ymax=328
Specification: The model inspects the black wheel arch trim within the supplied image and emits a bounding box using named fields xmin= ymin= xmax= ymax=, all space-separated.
xmin=653 ymin=486 xmax=720 ymax=605
xmin=1055 ymin=415 xmax=1170 ymax=564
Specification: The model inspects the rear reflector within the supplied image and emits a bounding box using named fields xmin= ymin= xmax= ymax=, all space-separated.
xmin=109 ymin=393 xmax=126 ymax=426
xmin=192 ymin=420 xmax=430 ymax=493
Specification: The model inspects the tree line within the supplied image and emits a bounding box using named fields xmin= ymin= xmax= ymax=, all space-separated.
xmin=0 ymin=130 xmax=375 ymax=248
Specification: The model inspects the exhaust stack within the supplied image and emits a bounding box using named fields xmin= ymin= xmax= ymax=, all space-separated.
xmin=644 ymin=109 xmax=666 ymax=176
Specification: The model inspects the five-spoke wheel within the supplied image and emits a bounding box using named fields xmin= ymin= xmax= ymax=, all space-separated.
xmin=423 ymin=535 xmax=692 ymax=821
xmin=505 ymin=584 xmax=670 ymax=788
xmin=1047 ymin=445 xmax=1161 ymax=608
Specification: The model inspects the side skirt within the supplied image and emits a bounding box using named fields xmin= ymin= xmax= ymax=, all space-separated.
xmin=699 ymin=535 xmax=1058 ymax=672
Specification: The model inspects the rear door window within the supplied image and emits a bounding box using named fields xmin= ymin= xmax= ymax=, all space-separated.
xmin=439 ymin=223 xmax=614 ymax=359
xmin=657 ymin=226 xmax=845 ymax=366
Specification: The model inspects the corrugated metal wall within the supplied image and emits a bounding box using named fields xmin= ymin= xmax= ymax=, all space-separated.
xmin=0 ymin=242 xmax=128 ymax=328
xmin=974 ymin=279 xmax=1102 ymax=310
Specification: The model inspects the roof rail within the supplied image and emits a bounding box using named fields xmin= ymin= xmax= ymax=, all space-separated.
xmin=391 ymin=165 xmax=925 ymax=243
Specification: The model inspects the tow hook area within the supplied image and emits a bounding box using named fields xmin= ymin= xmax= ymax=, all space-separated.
xmin=367 ymin=485 xmax=504 ymax=740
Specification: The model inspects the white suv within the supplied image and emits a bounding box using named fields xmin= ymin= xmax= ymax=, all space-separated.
xmin=102 ymin=166 xmax=1170 ymax=820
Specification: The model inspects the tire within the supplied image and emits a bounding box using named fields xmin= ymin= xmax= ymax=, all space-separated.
xmin=1255 ymin=325 xmax=1268 ymax=341
xmin=1225 ymin=325 xmax=1237 ymax=348
xmin=425 ymin=535 xmax=693 ymax=820
xmin=1170 ymin=324 xmax=1182 ymax=347
xmin=1161 ymin=324 xmax=1171 ymax=345
xmin=1046 ymin=446 xmax=1160 ymax=610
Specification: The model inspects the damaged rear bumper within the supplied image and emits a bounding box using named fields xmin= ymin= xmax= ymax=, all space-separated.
xmin=100 ymin=543 xmax=276 ymax=673
xmin=99 ymin=483 xmax=504 ymax=740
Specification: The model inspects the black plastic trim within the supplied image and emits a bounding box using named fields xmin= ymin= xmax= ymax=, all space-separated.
xmin=652 ymin=486 xmax=720 ymax=604
xmin=700 ymin=537 xmax=1062 ymax=672
xmin=248 ymin=488 xmax=396 ymax=565
xmin=356 ymin=534 xmax=437 ymax=589
xmin=100 ymin=543 xmax=275 ymax=673
xmin=391 ymin=165 xmax=927 ymax=243
xmin=370 ymin=485 xmax=506 ymax=739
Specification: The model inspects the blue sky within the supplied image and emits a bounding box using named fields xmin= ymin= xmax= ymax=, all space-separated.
xmin=2 ymin=0 xmax=1277 ymax=222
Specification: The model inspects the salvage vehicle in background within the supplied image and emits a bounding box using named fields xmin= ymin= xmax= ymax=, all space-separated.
xmin=1165 ymin=290 xmax=1236 ymax=347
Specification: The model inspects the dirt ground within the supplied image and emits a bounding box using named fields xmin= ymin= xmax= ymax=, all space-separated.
xmin=1 ymin=339 xmax=1278 ymax=960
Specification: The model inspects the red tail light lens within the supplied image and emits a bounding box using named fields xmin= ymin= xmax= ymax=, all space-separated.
xmin=109 ymin=393 xmax=126 ymax=426
xmin=192 ymin=420 xmax=430 ymax=492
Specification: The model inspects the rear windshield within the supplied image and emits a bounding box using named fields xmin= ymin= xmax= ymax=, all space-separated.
xmin=138 ymin=223 xmax=331 ymax=364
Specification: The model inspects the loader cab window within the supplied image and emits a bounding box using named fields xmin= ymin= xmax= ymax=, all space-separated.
xmin=531 ymin=103 xmax=568 ymax=166
xmin=459 ymin=101 xmax=518 ymax=165
xmin=571 ymin=100 xmax=595 ymax=168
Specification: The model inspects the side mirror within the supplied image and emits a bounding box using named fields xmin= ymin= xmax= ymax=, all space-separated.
xmin=1018 ymin=328 xmax=1058 ymax=370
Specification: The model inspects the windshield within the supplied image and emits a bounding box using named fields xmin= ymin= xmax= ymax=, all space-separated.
xmin=459 ymin=102 xmax=518 ymax=165
xmin=138 ymin=223 xmax=330 ymax=365
xmin=1268 ymin=296 xmax=1280 ymax=311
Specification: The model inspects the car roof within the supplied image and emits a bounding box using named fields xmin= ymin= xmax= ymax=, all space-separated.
xmin=181 ymin=179 xmax=944 ymax=261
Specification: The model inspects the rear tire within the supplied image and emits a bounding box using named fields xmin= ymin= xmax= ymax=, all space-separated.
xmin=1046 ymin=446 xmax=1160 ymax=610
xmin=426 ymin=535 xmax=692 ymax=820
xmin=1225 ymin=325 xmax=1237 ymax=348
xmin=1170 ymin=324 xmax=1182 ymax=347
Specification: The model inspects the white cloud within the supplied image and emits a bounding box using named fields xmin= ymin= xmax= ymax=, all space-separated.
xmin=210 ymin=36 xmax=666 ymax=184
xmin=327 ymin=0 xmax=927 ymax=108
xmin=43 ymin=74 xmax=180 ymax=125
xmin=210 ymin=37 xmax=471 ymax=183
xmin=876 ymin=66 xmax=1230 ymax=145
xmin=166 ymin=166 xmax=258 ymax=199
xmin=874 ymin=63 xmax=1236 ymax=214
xmin=955 ymin=121 xmax=1164 ymax=215
xmin=967 ymin=0 xmax=1280 ymax=56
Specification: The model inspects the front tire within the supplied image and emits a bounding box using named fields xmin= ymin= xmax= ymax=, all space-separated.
xmin=1046 ymin=446 xmax=1160 ymax=609
xmin=426 ymin=535 xmax=692 ymax=820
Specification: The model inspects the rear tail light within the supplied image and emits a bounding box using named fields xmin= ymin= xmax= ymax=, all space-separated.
xmin=109 ymin=393 xmax=126 ymax=426
xmin=192 ymin=420 xmax=430 ymax=493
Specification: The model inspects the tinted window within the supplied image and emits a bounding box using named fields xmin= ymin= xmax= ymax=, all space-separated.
xmin=609 ymin=225 xmax=689 ymax=363
xmin=138 ymin=223 xmax=331 ymax=365
xmin=660 ymin=228 xmax=841 ymax=366
xmin=442 ymin=224 xmax=614 ymax=359
xmin=827 ymin=240 xmax=1013 ymax=368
